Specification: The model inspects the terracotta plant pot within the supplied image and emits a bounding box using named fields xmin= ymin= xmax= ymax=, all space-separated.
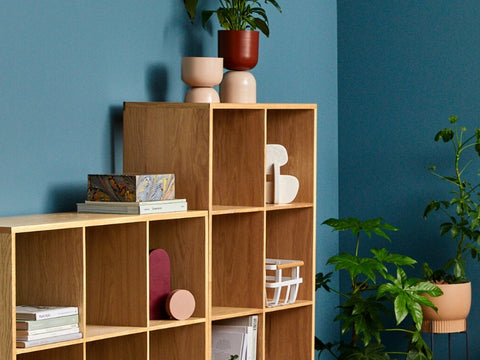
xmin=218 ymin=30 xmax=259 ymax=71
xmin=421 ymin=282 xmax=471 ymax=333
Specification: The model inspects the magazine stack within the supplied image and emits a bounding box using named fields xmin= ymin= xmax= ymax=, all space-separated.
xmin=16 ymin=305 xmax=82 ymax=348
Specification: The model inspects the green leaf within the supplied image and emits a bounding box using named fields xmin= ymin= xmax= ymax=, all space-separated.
xmin=253 ymin=18 xmax=269 ymax=36
xmin=407 ymin=301 xmax=424 ymax=331
xmin=434 ymin=128 xmax=454 ymax=142
xmin=327 ymin=253 xmax=385 ymax=284
xmin=201 ymin=10 xmax=216 ymax=28
xmin=323 ymin=217 xmax=397 ymax=241
xmin=316 ymin=272 xmax=332 ymax=292
xmin=265 ymin=0 xmax=282 ymax=13
xmin=449 ymin=115 xmax=459 ymax=124
xmin=371 ymin=248 xmax=416 ymax=266
xmin=454 ymin=261 xmax=464 ymax=279
xmin=338 ymin=343 xmax=390 ymax=360
xmin=411 ymin=281 xmax=443 ymax=297
xmin=376 ymin=283 xmax=395 ymax=299
xmin=184 ymin=0 xmax=199 ymax=22
xmin=423 ymin=201 xmax=440 ymax=219
xmin=394 ymin=294 xmax=408 ymax=325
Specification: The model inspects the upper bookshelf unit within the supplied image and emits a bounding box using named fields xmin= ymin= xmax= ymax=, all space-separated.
xmin=122 ymin=102 xmax=317 ymax=213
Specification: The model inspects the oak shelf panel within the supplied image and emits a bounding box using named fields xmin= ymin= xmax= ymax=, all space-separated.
xmin=85 ymin=325 xmax=147 ymax=342
xmin=211 ymin=306 xmax=263 ymax=321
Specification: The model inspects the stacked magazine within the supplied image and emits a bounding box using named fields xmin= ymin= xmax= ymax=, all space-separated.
xmin=16 ymin=305 xmax=82 ymax=348
xmin=212 ymin=315 xmax=258 ymax=360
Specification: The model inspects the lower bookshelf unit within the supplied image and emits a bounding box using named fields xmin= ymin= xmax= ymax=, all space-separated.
xmin=0 ymin=209 xmax=314 ymax=360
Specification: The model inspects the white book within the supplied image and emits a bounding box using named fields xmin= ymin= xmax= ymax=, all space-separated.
xmin=17 ymin=314 xmax=79 ymax=330
xmin=16 ymin=325 xmax=79 ymax=341
xmin=77 ymin=199 xmax=187 ymax=215
xmin=16 ymin=332 xmax=83 ymax=348
xmin=16 ymin=306 xmax=78 ymax=321
xmin=17 ymin=323 xmax=79 ymax=336
xmin=212 ymin=327 xmax=246 ymax=360
xmin=216 ymin=315 xmax=258 ymax=360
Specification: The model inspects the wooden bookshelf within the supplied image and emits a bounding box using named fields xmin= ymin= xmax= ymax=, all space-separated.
xmin=0 ymin=102 xmax=316 ymax=360
xmin=0 ymin=211 xmax=208 ymax=360
xmin=123 ymin=102 xmax=317 ymax=360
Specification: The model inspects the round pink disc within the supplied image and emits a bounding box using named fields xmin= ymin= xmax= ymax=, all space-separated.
xmin=166 ymin=289 xmax=196 ymax=320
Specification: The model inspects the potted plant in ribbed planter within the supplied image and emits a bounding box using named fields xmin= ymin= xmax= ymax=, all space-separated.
xmin=316 ymin=217 xmax=442 ymax=360
xmin=422 ymin=116 xmax=480 ymax=333
xmin=183 ymin=0 xmax=281 ymax=70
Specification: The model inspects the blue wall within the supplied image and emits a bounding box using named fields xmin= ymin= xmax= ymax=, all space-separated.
xmin=0 ymin=0 xmax=339 ymax=355
xmin=338 ymin=1 xmax=480 ymax=358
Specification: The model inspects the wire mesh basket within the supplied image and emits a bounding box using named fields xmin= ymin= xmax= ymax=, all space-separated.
xmin=265 ymin=258 xmax=304 ymax=307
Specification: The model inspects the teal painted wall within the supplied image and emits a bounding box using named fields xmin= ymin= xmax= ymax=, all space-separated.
xmin=338 ymin=1 xmax=480 ymax=358
xmin=0 ymin=0 xmax=339 ymax=355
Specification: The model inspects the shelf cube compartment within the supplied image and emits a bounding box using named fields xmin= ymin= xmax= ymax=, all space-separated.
xmin=265 ymin=259 xmax=303 ymax=307
xmin=265 ymin=306 xmax=313 ymax=360
xmin=17 ymin=343 xmax=84 ymax=360
xmin=86 ymin=333 xmax=147 ymax=360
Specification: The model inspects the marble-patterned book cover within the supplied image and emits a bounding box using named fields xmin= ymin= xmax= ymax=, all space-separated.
xmin=87 ymin=174 xmax=175 ymax=202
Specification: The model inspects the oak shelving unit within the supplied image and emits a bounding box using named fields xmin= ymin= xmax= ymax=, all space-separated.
xmin=123 ymin=102 xmax=317 ymax=360
xmin=0 ymin=211 xmax=208 ymax=360
xmin=0 ymin=102 xmax=316 ymax=360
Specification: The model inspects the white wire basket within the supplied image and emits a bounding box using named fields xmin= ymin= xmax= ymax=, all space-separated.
xmin=265 ymin=258 xmax=304 ymax=307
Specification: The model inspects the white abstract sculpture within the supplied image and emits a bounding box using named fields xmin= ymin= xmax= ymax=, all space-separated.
xmin=266 ymin=144 xmax=299 ymax=204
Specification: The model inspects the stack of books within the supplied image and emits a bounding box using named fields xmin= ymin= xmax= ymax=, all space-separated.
xmin=77 ymin=174 xmax=188 ymax=215
xmin=77 ymin=198 xmax=188 ymax=214
xmin=212 ymin=315 xmax=258 ymax=360
xmin=16 ymin=305 xmax=82 ymax=348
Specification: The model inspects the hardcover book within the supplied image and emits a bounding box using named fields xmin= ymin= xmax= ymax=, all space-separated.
xmin=87 ymin=174 xmax=175 ymax=202
xmin=16 ymin=324 xmax=80 ymax=341
xmin=16 ymin=332 xmax=82 ymax=348
xmin=16 ymin=306 xmax=79 ymax=321
xmin=77 ymin=199 xmax=187 ymax=215
xmin=16 ymin=314 xmax=79 ymax=330
xmin=17 ymin=323 xmax=79 ymax=336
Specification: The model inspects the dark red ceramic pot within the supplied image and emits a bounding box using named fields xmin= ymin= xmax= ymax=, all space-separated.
xmin=218 ymin=30 xmax=259 ymax=71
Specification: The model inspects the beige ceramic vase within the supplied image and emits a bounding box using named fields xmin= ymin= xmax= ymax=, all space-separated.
xmin=220 ymin=71 xmax=256 ymax=103
xmin=421 ymin=282 xmax=471 ymax=333
xmin=181 ymin=57 xmax=223 ymax=103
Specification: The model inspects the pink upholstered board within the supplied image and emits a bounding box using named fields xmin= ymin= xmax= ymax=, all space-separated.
xmin=149 ymin=249 xmax=171 ymax=320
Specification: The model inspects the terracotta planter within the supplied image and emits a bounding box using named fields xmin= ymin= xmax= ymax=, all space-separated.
xmin=421 ymin=282 xmax=471 ymax=333
xmin=218 ymin=30 xmax=259 ymax=71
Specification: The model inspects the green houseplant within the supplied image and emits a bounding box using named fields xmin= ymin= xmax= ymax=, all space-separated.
xmin=423 ymin=116 xmax=480 ymax=283
xmin=183 ymin=0 xmax=282 ymax=37
xmin=182 ymin=0 xmax=282 ymax=71
xmin=316 ymin=217 xmax=442 ymax=360
xmin=421 ymin=116 xmax=480 ymax=333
